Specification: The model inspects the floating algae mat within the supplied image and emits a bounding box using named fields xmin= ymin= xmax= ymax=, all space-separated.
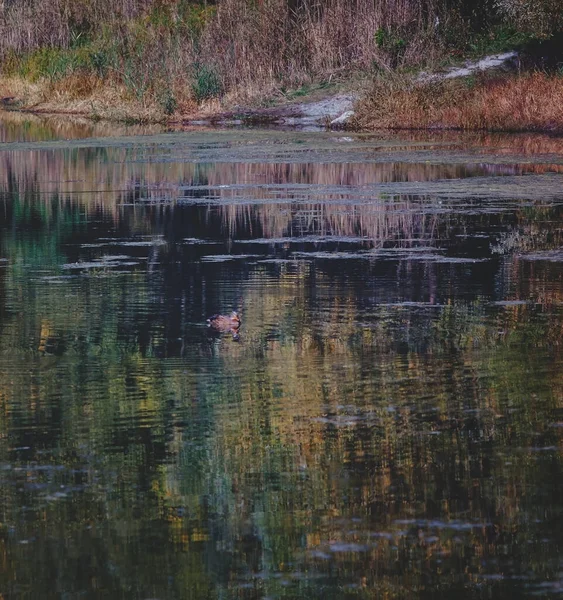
xmin=1 ymin=123 xmax=563 ymax=598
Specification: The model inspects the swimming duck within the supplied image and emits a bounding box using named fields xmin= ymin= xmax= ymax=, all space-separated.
xmin=206 ymin=311 xmax=241 ymax=332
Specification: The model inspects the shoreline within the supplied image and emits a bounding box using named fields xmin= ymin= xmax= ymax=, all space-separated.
xmin=0 ymin=74 xmax=360 ymax=128
xmin=1 ymin=66 xmax=562 ymax=135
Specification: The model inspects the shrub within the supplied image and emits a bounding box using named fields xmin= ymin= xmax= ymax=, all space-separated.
xmin=374 ymin=27 xmax=407 ymax=69
xmin=159 ymin=89 xmax=177 ymax=115
xmin=191 ymin=63 xmax=222 ymax=101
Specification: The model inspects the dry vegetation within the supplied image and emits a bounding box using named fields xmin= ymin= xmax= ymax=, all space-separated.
xmin=354 ymin=72 xmax=563 ymax=132
xmin=0 ymin=0 xmax=561 ymax=127
xmin=0 ymin=0 xmax=453 ymax=121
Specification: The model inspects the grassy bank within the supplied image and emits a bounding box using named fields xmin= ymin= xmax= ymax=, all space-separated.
xmin=0 ymin=0 xmax=451 ymax=122
xmin=354 ymin=71 xmax=563 ymax=133
xmin=0 ymin=0 xmax=561 ymax=127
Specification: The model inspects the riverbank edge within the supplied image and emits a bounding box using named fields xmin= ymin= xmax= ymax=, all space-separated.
xmin=0 ymin=73 xmax=362 ymax=128
xmin=1 ymin=57 xmax=562 ymax=133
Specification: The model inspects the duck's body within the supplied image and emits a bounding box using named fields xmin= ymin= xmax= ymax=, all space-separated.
xmin=207 ymin=311 xmax=241 ymax=332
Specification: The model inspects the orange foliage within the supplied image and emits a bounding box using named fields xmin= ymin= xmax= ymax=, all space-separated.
xmin=356 ymin=72 xmax=563 ymax=133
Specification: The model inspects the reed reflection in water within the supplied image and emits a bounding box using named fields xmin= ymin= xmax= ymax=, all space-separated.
xmin=0 ymin=129 xmax=562 ymax=598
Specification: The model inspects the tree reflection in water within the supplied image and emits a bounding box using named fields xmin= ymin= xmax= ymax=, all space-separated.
xmin=0 ymin=129 xmax=562 ymax=598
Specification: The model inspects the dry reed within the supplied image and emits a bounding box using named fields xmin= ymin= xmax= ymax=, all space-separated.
xmin=201 ymin=0 xmax=446 ymax=91
xmin=0 ymin=0 xmax=449 ymax=112
xmin=0 ymin=0 xmax=560 ymax=126
xmin=354 ymin=72 xmax=563 ymax=132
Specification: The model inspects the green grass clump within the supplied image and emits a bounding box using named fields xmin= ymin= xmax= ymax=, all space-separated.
xmin=374 ymin=26 xmax=407 ymax=67
xmin=191 ymin=63 xmax=222 ymax=101
xmin=159 ymin=89 xmax=178 ymax=115
xmin=467 ymin=26 xmax=535 ymax=57
xmin=12 ymin=42 xmax=115 ymax=82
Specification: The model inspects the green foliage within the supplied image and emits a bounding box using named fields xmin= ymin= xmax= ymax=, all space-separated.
xmin=374 ymin=27 xmax=407 ymax=67
xmin=69 ymin=29 xmax=91 ymax=49
xmin=191 ymin=63 xmax=222 ymax=101
xmin=280 ymin=80 xmax=332 ymax=101
xmin=467 ymin=26 xmax=535 ymax=57
xmin=18 ymin=48 xmax=65 ymax=81
xmin=147 ymin=3 xmax=176 ymax=29
xmin=374 ymin=27 xmax=406 ymax=53
xmin=144 ymin=1 xmax=216 ymax=41
xmin=1 ymin=50 xmax=23 ymax=77
xmin=15 ymin=42 xmax=116 ymax=82
xmin=89 ymin=49 xmax=110 ymax=77
xmin=463 ymin=74 xmax=477 ymax=89
xmin=159 ymin=88 xmax=177 ymax=115
xmin=179 ymin=2 xmax=217 ymax=38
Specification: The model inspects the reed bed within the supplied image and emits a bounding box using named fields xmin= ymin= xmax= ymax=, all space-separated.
xmin=0 ymin=0 xmax=458 ymax=117
xmin=355 ymin=72 xmax=563 ymax=132
xmin=0 ymin=0 xmax=560 ymax=126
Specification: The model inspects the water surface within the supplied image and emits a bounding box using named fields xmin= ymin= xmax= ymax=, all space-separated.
xmin=1 ymin=120 xmax=563 ymax=598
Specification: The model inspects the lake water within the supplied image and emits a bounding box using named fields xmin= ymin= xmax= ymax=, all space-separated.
xmin=1 ymin=115 xmax=563 ymax=598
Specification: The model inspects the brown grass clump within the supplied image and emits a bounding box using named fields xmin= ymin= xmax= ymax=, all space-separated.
xmin=0 ymin=73 xmax=199 ymax=123
xmin=48 ymin=73 xmax=105 ymax=100
xmin=354 ymin=72 xmax=563 ymax=132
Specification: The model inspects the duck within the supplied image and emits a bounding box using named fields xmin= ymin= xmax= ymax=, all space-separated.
xmin=206 ymin=311 xmax=241 ymax=332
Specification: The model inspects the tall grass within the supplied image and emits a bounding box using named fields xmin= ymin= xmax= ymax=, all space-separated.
xmin=495 ymin=0 xmax=563 ymax=37
xmin=0 ymin=1 xmax=215 ymax=117
xmin=0 ymin=0 xmax=560 ymax=117
xmin=0 ymin=0 xmax=467 ymax=107
xmin=201 ymin=0 xmax=451 ymax=91
xmin=354 ymin=72 xmax=563 ymax=132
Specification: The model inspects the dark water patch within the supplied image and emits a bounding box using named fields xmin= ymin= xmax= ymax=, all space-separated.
xmin=394 ymin=519 xmax=491 ymax=530
xmin=391 ymin=254 xmax=489 ymax=263
xmin=104 ymin=239 xmax=167 ymax=247
xmin=234 ymin=235 xmax=372 ymax=245
xmin=492 ymin=300 xmax=530 ymax=306
xmin=182 ymin=237 xmax=221 ymax=244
